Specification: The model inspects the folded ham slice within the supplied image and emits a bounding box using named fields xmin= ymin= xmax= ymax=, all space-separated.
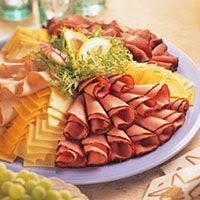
xmin=56 ymin=140 xmax=86 ymax=168
xmin=130 ymin=84 xmax=170 ymax=108
xmin=78 ymin=76 xmax=110 ymax=98
xmin=126 ymin=124 xmax=160 ymax=155
xmin=167 ymin=98 xmax=189 ymax=112
xmin=64 ymin=95 xmax=89 ymax=140
xmin=152 ymin=109 xmax=185 ymax=130
xmin=82 ymin=135 xmax=110 ymax=165
xmin=109 ymin=74 xmax=134 ymax=93
xmin=107 ymin=128 xmax=134 ymax=161
xmin=99 ymin=94 xmax=136 ymax=129
xmin=114 ymin=92 xmax=157 ymax=117
xmin=136 ymin=116 xmax=174 ymax=143
xmin=84 ymin=93 xmax=111 ymax=134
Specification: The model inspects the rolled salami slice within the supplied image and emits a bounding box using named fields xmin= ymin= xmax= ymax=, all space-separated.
xmin=130 ymin=84 xmax=170 ymax=108
xmin=167 ymin=98 xmax=189 ymax=112
xmin=84 ymin=93 xmax=111 ymax=134
xmin=107 ymin=128 xmax=135 ymax=161
xmin=64 ymin=95 xmax=89 ymax=140
xmin=99 ymin=94 xmax=136 ymax=129
xmin=109 ymin=74 xmax=134 ymax=93
xmin=126 ymin=124 xmax=160 ymax=155
xmin=82 ymin=135 xmax=110 ymax=166
xmin=136 ymin=116 xmax=174 ymax=143
xmin=114 ymin=92 xmax=157 ymax=117
xmin=152 ymin=109 xmax=185 ymax=130
xmin=78 ymin=76 xmax=110 ymax=98
xmin=56 ymin=139 xmax=86 ymax=168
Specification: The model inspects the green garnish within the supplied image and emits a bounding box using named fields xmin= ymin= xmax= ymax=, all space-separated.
xmin=39 ymin=29 xmax=132 ymax=96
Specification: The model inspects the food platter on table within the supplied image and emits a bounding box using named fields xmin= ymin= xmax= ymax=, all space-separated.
xmin=0 ymin=15 xmax=200 ymax=185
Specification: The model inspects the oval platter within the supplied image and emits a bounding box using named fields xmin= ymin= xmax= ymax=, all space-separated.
xmin=1 ymin=40 xmax=200 ymax=185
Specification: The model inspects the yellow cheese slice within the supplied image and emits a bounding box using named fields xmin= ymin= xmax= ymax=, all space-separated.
xmin=23 ymin=154 xmax=55 ymax=168
xmin=36 ymin=87 xmax=51 ymax=98
xmin=20 ymin=96 xmax=40 ymax=113
xmin=47 ymin=108 xmax=66 ymax=122
xmin=49 ymin=87 xmax=73 ymax=114
xmin=0 ymin=152 xmax=17 ymax=163
xmin=28 ymin=95 xmax=50 ymax=107
xmin=14 ymin=139 xmax=47 ymax=163
xmin=27 ymin=123 xmax=57 ymax=149
xmin=35 ymin=115 xmax=64 ymax=141
xmin=0 ymin=135 xmax=15 ymax=154
xmin=48 ymin=115 xmax=65 ymax=128
xmin=27 ymin=144 xmax=56 ymax=155
xmin=42 ymin=119 xmax=64 ymax=133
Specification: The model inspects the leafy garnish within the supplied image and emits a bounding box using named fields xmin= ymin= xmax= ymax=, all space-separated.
xmin=39 ymin=29 xmax=132 ymax=96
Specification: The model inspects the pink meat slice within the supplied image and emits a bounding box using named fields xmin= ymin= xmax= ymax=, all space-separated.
xmin=152 ymin=109 xmax=185 ymax=130
xmin=64 ymin=95 xmax=89 ymax=140
xmin=130 ymin=84 xmax=170 ymax=108
xmin=107 ymin=128 xmax=135 ymax=161
xmin=78 ymin=76 xmax=110 ymax=98
xmin=114 ymin=92 xmax=157 ymax=117
xmin=148 ymin=60 xmax=173 ymax=70
xmin=136 ymin=116 xmax=174 ymax=143
xmin=84 ymin=93 xmax=111 ymax=134
xmin=167 ymin=98 xmax=189 ymax=112
xmin=152 ymin=43 xmax=168 ymax=56
xmin=99 ymin=94 xmax=136 ymax=129
xmin=109 ymin=74 xmax=135 ymax=93
xmin=125 ymin=43 xmax=149 ymax=62
xmin=126 ymin=124 xmax=160 ymax=155
xmin=82 ymin=135 xmax=110 ymax=166
xmin=56 ymin=139 xmax=86 ymax=168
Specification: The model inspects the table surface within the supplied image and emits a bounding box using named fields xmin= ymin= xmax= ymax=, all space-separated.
xmin=1 ymin=0 xmax=200 ymax=199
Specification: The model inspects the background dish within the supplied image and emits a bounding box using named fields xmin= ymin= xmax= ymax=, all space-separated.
xmin=1 ymin=41 xmax=200 ymax=185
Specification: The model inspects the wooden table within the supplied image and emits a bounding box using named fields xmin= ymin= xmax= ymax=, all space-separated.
xmin=1 ymin=0 xmax=200 ymax=199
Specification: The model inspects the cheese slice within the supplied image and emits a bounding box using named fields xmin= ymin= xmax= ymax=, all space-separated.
xmin=28 ymin=95 xmax=50 ymax=107
xmin=20 ymin=96 xmax=40 ymax=113
xmin=23 ymin=154 xmax=55 ymax=168
xmin=47 ymin=108 xmax=66 ymax=121
xmin=49 ymin=87 xmax=73 ymax=114
xmin=0 ymin=152 xmax=17 ymax=163
xmin=42 ymin=119 xmax=64 ymax=133
xmin=35 ymin=115 xmax=64 ymax=141
xmin=14 ymin=139 xmax=47 ymax=163
xmin=48 ymin=115 xmax=65 ymax=128
xmin=36 ymin=87 xmax=51 ymax=98
xmin=27 ymin=123 xmax=57 ymax=149
xmin=0 ymin=135 xmax=15 ymax=154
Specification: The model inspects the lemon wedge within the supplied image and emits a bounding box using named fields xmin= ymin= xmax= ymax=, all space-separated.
xmin=78 ymin=37 xmax=111 ymax=60
xmin=63 ymin=29 xmax=88 ymax=55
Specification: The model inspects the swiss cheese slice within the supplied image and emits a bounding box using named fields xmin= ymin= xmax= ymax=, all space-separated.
xmin=0 ymin=152 xmax=17 ymax=163
xmin=47 ymin=108 xmax=66 ymax=122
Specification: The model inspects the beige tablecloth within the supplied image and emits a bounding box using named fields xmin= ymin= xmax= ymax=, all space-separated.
xmin=1 ymin=0 xmax=200 ymax=199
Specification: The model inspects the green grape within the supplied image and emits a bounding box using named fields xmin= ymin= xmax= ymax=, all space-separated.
xmin=26 ymin=173 xmax=38 ymax=181
xmin=0 ymin=171 xmax=15 ymax=183
xmin=17 ymin=170 xmax=29 ymax=181
xmin=39 ymin=178 xmax=52 ymax=191
xmin=1 ymin=181 xmax=14 ymax=194
xmin=1 ymin=196 xmax=13 ymax=200
xmin=22 ymin=194 xmax=32 ymax=200
xmin=0 ymin=163 xmax=6 ymax=172
xmin=46 ymin=190 xmax=62 ymax=200
xmin=25 ymin=180 xmax=38 ymax=193
xmin=13 ymin=178 xmax=25 ymax=186
xmin=8 ymin=184 xmax=25 ymax=199
xmin=31 ymin=186 xmax=47 ymax=200
xmin=60 ymin=190 xmax=72 ymax=200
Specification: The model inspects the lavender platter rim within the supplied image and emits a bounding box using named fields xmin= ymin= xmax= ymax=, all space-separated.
xmin=1 ymin=41 xmax=200 ymax=185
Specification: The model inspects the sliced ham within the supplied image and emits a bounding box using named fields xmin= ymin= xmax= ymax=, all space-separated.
xmin=167 ymin=98 xmax=189 ymax=112
xmin=136 ymin=116 xmax=174 ymax=143
xmin=64 ymin=95 xmax=89 ymax=140
xmin=107 ymin=128 xmax=134 ymax=161
xmin=152 ymin=43 xmax=167 ymax=56
xmin=130 ymin=84 xmax=170 ymax=108
xmin=78 ymin=76 xmax=110 ymax=98
xmin=84 ymin=93 xmax=111 ymax=134
xmin=56 ymin=140 xmax=86 ymax=168
xmin=114 ymin=92 xmax=157 ymax=117
xmin=152 ymin=109 xmax=185 ymax=130
xmin=126 ymin=124 xmax=160 ymax=155
xmin=125 ymin=43 xmax=149 ymax=62
xmin=148 ymin=60 xmax=173 ymax=70
xmin=109 ymin=74 xmax=134 ymax=93
xmin=99 ymin=94 xmax=136 ymax=129
xmin=82 ymin=135 xmax=110 ymax=165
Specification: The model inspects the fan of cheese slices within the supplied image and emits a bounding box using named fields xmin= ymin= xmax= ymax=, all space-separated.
xmin=126 ymin=62 xmax=195 ymax=105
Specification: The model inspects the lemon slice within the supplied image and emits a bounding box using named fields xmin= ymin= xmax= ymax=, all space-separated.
xmin=78 ymin=38 xmax=111 ymax=60
xmin=63 ymin=29 xmax=88 ymax=55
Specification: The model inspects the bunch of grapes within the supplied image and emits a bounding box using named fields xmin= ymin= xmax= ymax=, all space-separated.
xmin=0 ymin=163 xmax=72 ymax=200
